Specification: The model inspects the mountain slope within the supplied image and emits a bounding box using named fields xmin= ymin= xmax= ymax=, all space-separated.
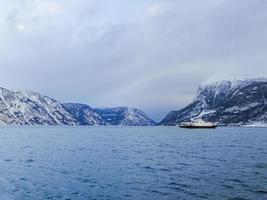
xmin=0 ymin=88 xmax=78 ymax=125
xmin=95 ymin=107 xmax=156 ymax=126
xmin=160 ymin=78 xmax=267 ymax=126
xmin=63 ymin=103 xmax=103 ymax=125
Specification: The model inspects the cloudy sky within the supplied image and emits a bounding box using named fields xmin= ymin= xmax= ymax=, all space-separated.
xmin=1 ymin=0 xmax=267 ymax=121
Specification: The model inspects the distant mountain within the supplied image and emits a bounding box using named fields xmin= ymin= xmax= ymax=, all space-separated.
xmin=160 ymin=78 xmax=267 ymax=126
xmin=63 ymin=104 xmax=156 ymax=126
xmin=95 ymin=107 xmax=156 ymax=126
xmin=0 ymin=87 xmax=155 ymax=126
xmin=63 ymin=103 xmax=103 ymax=125
xmin=0 ymin=88 xmax=77 ymax=125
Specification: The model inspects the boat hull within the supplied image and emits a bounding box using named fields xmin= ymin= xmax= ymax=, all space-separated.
xmin=179 ymin=125 xmax=217 ymax=129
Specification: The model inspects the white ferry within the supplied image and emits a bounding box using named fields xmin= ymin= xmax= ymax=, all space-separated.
xmin=179 ymin=119 xmax=217 ymax=129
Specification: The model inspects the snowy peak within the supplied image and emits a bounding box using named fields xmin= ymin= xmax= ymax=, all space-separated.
xmin=193 ymin=78 xmax=267 ymax=106
xmin=200 ymin=77 xmax=267 ymax=88
xmin=197 ymin=77 xmax=267 ymax=96
xmin=161 ymin=78 xmax=267 ymax=126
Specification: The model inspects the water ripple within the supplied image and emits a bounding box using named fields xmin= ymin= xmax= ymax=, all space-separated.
xmin=0 ymin=126 xmax=266 ymax=200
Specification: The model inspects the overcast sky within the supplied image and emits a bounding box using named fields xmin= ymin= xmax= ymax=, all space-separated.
xmin=1 ymin=0 xmax=267 ymax=121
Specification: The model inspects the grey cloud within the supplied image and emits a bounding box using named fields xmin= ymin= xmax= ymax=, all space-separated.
xmin=0 ymin=0 xmax=267 ymax=121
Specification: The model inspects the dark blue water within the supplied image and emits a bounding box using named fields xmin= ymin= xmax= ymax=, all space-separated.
xmin=0 ymin=126 xmax=266 ymax=200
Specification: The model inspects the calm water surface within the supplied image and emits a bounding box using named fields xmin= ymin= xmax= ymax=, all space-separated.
xmin=0 ymin=126 xmax=266 ymax=200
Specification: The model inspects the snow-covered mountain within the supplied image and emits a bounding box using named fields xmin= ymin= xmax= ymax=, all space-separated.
xmin=63 ymin=103 xmax=103 ymax=125
xmin=0 ymin=88 xmax=77 ymax=125
xmin=160 ymin=78 xmax=267 ymax=126
xmin=63 ymin=105 xmax=156 ymax=126
xmin=0 ymin=86 xmax=155 ymax=126
xmin=94 ymin=107 xmax=156 ymax=126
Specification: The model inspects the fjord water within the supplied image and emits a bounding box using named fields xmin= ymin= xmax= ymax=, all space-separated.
xmin=0 ymin=127 xmax=266 ymax=200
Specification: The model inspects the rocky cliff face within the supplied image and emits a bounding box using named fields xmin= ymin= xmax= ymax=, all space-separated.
xmin=160 ymin=78 xmax=267 ymax=126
